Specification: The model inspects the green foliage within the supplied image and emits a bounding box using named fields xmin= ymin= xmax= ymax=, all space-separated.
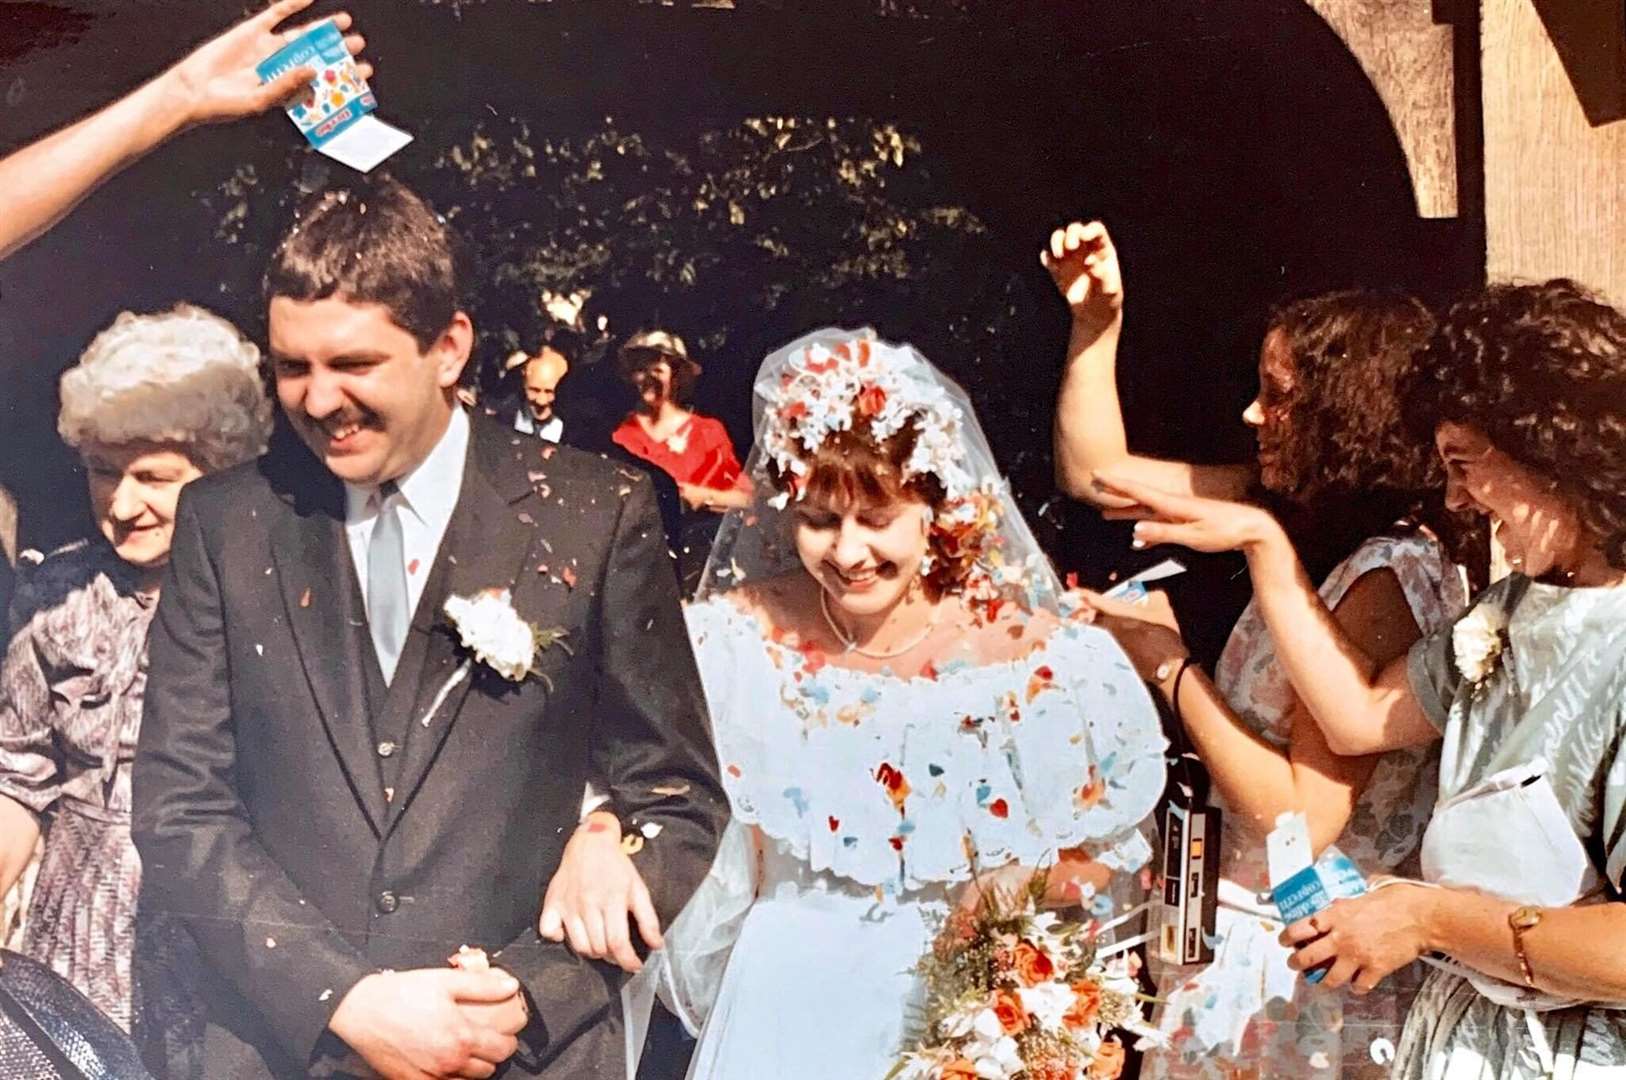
xmin=424 ymin=112 xmax=990 ymax=363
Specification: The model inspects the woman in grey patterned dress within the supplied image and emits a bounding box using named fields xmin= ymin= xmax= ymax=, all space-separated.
xmin=0 ymin=304 xmax=271 ymax=1031
xmin=1092 ymin=280 xmax=1626 ymax=1078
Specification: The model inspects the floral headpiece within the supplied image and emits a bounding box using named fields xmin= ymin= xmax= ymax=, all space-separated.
xmin=760 ymin=333 xmax=976 ymax=509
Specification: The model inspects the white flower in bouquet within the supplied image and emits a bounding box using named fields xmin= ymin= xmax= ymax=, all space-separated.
xmin=1018 ymin=981 xmax=1076 ymax=1031
xmin=1453 ymin=600 xmax=1509 ymax=686
xmin=444 ymin=589 xmax=543 ymax=682
xmin=966 ymin=1010 xmax=1024 ymax=1079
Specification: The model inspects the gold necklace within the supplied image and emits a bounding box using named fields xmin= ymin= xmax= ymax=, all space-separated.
xmin=818 ymin=588 xmax=940 ymax=660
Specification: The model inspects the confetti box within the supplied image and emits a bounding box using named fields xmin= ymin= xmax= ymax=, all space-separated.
xmin=256 ymin=19 xmax=411 ymax=172
xmin=1267 ymin=812 xmax=1367 ymax=983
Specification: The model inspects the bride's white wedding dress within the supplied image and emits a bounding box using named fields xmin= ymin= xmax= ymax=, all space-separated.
xmin=643 ymin=598 xmax=1166 ymax=1080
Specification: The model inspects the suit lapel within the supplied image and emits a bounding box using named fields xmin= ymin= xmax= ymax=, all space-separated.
xmin=269 ymin=466 xmax=389 ymax=835
xmin=382 ymin=420 xmax=541 ymax=835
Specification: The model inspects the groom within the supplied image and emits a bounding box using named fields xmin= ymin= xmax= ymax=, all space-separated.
xmin=132 ymin=178 xmax=727 ymax=1078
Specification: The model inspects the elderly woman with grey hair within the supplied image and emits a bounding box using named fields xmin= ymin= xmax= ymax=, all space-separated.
xmin=0 ymin=304 xmax=271 ymax=1031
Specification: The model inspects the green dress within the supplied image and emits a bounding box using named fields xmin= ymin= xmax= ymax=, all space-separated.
xmin=1397 ymin=574 xmax=1626 ymax=1079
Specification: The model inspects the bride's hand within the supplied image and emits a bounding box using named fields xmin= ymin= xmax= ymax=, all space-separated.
xmin=956 ymin=862 xmax=1038 ymax=915
xmin=539 ymin=811 xmax=663 ymax=974
xmin=1092 ymin=471 xmax=1277 ymax=554
xmin=1077 ymin=588 xmax=1189 ymax=683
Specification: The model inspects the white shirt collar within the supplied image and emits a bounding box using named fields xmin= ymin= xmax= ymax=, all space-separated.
xmin=514 ymin=407 xmax=563 ymax=444
xmin=344 ymin=406 xmax=471 ymax=528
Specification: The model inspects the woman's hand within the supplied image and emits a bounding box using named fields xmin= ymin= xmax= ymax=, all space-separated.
xmin=158 ymin=1 xmax=373 ymax=130
xmin=1077 ymin=588 xmax=1189 ymax=684
xmin=1042 ymin=221 xmax=1124 ymax=337
xmin=1092 ymin=471 xmax=1279 ymax=555
xmin=956 ymin=862 xmax=1039 ymax=915
xmin=539 ymin=811 xmax=663 ymax=974
xmin=1279 ymin=884 xmax=1439 ymax=993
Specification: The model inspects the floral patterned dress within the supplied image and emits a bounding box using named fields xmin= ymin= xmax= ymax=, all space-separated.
xmin=1394 ymin=575 xmax=1626 ymax=1079
xmin=1145 ymin=533 xmax=1467 ymax=1080
xmin=0 ymin=541 xmax=154 ymax=1031
xmin=656 ymin=598 xmax=1167 ymax=1080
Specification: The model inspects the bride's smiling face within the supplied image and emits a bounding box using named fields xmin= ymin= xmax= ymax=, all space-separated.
xmin=793 ymin=491 xmax=932 ymax=618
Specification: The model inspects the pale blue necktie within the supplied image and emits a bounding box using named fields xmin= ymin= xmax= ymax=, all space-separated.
xmin=367 ymin=480 xmax=409 ymax=684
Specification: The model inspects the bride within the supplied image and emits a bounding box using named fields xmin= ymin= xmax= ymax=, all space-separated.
xmin=634 ymin=328 xmax=1167 ymax=1079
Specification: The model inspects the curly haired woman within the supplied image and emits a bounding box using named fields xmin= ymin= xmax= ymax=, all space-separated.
xmin=0 ymin=305 xmax=272 ymax=1030
xmin=1047 ymin=221 xmax=1476 ymax=1077
xmin=1091 ymin=279 xmax=1626 ymax=1079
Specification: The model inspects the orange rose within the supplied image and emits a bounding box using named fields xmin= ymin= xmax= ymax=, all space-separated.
xmin=1013 ymin=940 xmax=1056 ymax=987
xmin=1087 ymin=1039 xmax=1126 ymax=1079
xmin=941 ymin=1059 xmax=980 ymax=1079
xmin=1063 ymin=981 xmax=1102 ymax=1029
xmin=856 ymin=383 xmax=888 ymax=417
xmin=991 ymin=988 xmax=1030 ymax=1035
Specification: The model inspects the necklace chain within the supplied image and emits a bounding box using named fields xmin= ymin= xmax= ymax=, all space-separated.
xmin=818 ymin=588 xmax=939 ymax=660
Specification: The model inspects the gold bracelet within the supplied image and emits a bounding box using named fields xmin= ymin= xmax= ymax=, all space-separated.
xmin=1509 ymin=905 xmax=1543 ymax=988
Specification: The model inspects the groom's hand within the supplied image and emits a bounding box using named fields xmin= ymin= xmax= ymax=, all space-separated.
xmin=539 ymin=811 xmax=664 ymax=973
xmin=328 ymin=968 xmax=521 ymax=1079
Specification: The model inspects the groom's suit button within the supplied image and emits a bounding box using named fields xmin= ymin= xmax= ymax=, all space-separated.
xmin=376 ymin=741 xmax=397 ymax=758
xmin=375 ymin=890 xmax=399 ymax=914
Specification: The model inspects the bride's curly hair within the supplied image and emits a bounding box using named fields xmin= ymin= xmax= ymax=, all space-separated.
xmin=766 ymin=416 xmax=975 ymax=599
xmin=1403 ymin=279 xmax=1626 ymax=569
xmin=1257 ymin=290 xmax=1484 ymax=582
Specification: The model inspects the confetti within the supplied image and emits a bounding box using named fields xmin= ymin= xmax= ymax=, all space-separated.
xmin=560 ymin=566 xmax=577 ymax=588
xmin=639 ymin=821 xmax=663 ymax=840
xmin=1370 ymin=1039 xmax=1396 ymax=1066
xmin=517 ymin=512 xmax=535 ymax=526
xmin=255 ymin=643 xmax=264 ymax=656
xmin=319 ymin=988 xmax=333 ymax=1002
xmin=265 ymin=937 xmax=277 ymax=948
xmin=299 ymin=587 xmax=312 ymax=608
xmin=650 ymin=782 xmax=691 ymax=796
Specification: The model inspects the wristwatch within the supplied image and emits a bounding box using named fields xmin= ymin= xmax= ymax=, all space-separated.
xmin=1508 ymin=905 xmax=1543 ymax=987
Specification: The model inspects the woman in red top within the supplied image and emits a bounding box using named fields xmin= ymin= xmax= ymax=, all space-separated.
xmin=612 ymin=330 xmax=752 ymax=512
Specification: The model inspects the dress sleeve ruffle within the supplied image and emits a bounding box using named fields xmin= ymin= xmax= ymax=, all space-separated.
xmin=686 ymin=600 xmax=1166 ymax=891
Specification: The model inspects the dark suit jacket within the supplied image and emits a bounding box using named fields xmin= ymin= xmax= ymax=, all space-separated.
xmin=132 ymin=413 xmax=728 ymax=1078
xmin=491 ymin=397 xmax=686 ymax=566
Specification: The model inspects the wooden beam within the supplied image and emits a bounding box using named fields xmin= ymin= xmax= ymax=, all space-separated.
xmin=1531 ymin=0 xmax=1626 ymax=126
xmin=1484 ymin=0 xmax=1626 ymax=306
xmin=1304 ymin=0 xmax=1458 ymax=219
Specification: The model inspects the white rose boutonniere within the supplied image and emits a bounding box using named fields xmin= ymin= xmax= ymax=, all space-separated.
xmin=1452 ymin=600 xmax=1509 ymax=690
xmin=444 ymin=588 xmax=570 ymax=684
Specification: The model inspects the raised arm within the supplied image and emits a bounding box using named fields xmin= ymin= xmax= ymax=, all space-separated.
xmin=1085 ymin=564 xmax=1418 ymax=854
xmin=1045 ymin=221 xmax=1252 ymax=507
xmin=0 ymin=0 xmax=370 ymax=261
xmin=1094 ymin=472 xmax=1441 ymax=756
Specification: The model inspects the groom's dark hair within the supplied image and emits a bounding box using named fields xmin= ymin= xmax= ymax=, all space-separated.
xmin=264 ymin=175 xmax=469 ymax=352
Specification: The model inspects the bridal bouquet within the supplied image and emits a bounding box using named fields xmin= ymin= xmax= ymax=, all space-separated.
xmin=891 ymin=874 xmax=1160 ymax=1080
